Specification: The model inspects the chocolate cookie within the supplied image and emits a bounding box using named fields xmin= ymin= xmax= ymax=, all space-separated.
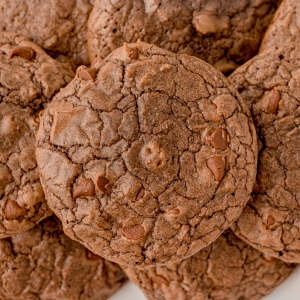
xmin=36 ymin=42 xmax=257 ymax=268
xmin=0 ymin=0 xmax=94 ymax=70
xmin=122 ymin=230 xmax=295 ymax=300
xmin=260 ymin=0 xmax=299 ymax=53
xmin=87 ymin=0 xmax=280 ymax=74
xmin=0 ymin=32 xmax=74 ymax=238
xmin=0 ymin=216 xmax=127 ymax=299
xmin=229 ymin=44 xmax=300 ymax=263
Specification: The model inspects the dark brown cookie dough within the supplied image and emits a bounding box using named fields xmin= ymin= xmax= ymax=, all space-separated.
xmin=0 ymin=32 xmax=74 ymax=238
xmin=0 ymin=0 xmax=94 ymax=70
xmin=0 ymin=216 xmax=127 ymax=299
xmin=260 ymin=0 xmax=300 ymax=53
xmin=36 ymin=42 xmax=257 ymax=268
xmin=88 ymin=0 xmax=280 ymax=74
xmin=229 ymin=44 xmax=300 ymax=263
xmin=122 ymin=230 xmax=296 ymax=300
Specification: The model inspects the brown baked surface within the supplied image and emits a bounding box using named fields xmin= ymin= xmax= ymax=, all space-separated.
xmin=260 ymin=0 xmax=300 ymax=53
xmin=88 ymin=0 xmax=280 ymax=73
xmin=0 ymin=0 xmax=94 ymax=70
xmin=230 ymin=44 xmax=300 ymax=263
xmin=36 ymin=42 xmax=257 ymax=268
xmin=0 ymin=216 xmax=127 ymax=299
xmin=122 ymin=230 xmax=295 ymax=300
xmin=0 ymin=32 xmax=74 ymax=238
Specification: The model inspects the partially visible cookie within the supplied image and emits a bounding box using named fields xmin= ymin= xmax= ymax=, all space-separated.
xmin=0 ymin=216 xmax=127 ymax=299
xmin=88 ymin=0 xmax=280 ymax=73
xmin=0 ymin=0 xmax=94 ymax=70
xmin=229 ymin=44 xmax=300 ymax=263
xmin=260 ymin=0 xmax=300 ymax=53
xmin=122 ymin=230 xmax=295 ymax=300
xmin=0 ymin=32 xmax=74 ymax=238
xmin=36 ymin=42 xmax=257 ymax=268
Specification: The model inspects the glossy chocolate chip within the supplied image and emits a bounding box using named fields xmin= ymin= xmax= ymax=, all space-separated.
xmin=129 ymin=48 xmax=139 ymax=59
xmin=78 ymin=67 xmax=98 ymax=81
xmin=207 ymin=156 xmax=226 ymax=182
xmin=209 ymin=128 xmax=228 ymax=150
xmin=96 ymin=176 xmax=109 ymax=193
xmin=266 ymin=215 xmax=275 ymax=228
xmin=4 ymin=200 xmax=27 ymax=220
xmin=122 ymin=224 xmax=145 ymax=240
xmin=9 ymin=46 xmax=36 ymax=60
xmin=267 ymin=89 xmax=280 ymax=114
xmin=73 ymin=178 xmax=95 ymax=198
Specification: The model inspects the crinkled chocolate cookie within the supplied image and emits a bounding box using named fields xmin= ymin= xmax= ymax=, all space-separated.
xmin=36 ymin=42 xmax=257 ymax=268
xmin=260 ymin=0 xmax=300 ymax=53
xmin=0 ymin=216 xmax=127 ymax=299
xmin=0 ymin=32 xmax=74 ymax=238
xmin=230 ymin=44 xmax=300 ymax=263
xmin=88 ymin=0 xmax=280 ymax=74
xmin=122 ymin=230 xmax=295 ymax=300
xmin=0 ymin=0 xmax=94 ymax=70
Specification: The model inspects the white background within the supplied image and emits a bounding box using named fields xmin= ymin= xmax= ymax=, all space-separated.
xmin=109 ymin=265 xmax=300 ymax=300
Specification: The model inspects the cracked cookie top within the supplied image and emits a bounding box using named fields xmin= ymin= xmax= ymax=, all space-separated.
xmin=122 ymin=230 xmax=295 ymax=300
xmin=36 ymin=42 xmax=257 ymax=268
xmin=87 ymin=0 xmax=280 ymax=74
xmin=0 ymin=32 xmax=74 ymax=238
xmin=230 ymin=44 xmax=300 ymax=263
xmin=0 ymin=217 xmax=127 ymax=300
xmin=260 ymin=0 xmax=300 ymax=53
xmin=0 ymin=0 xmax=94 ymax=70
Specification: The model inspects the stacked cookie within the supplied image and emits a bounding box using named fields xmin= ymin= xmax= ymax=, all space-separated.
xmin=0 ymin=0 xmax=299 ymax=299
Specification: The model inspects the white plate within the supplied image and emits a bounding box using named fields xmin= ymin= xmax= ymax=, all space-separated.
xmin=109 ymin=265 xmax=300 ymax=300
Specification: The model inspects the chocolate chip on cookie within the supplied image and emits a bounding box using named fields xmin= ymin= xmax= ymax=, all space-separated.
xmin=0 ymin=32 xmax=74 ymax=238
xmin=36 ymin=42 xmax=257 ymax=268
xmin=230 ymin=43 xmax=300 ymax=263
xmin=88 ymin=0 xmax=281 ymax=73
xmin=0 ymin=0 xmax=94 ymax=70
xmin=0 ymin=217 xmax=127 ymax=299
xmin=122 ymin=230 xmax=295 ymax=300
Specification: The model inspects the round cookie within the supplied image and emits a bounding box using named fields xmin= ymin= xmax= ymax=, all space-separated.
xmin=229 ymin=44 xmax=300 ymax=263
xmin=260 ymin=0 xmax=300 ymax=53
xmin=0 ymin=216 xmax=127 ymax=299
xmin=0 ymin=0 xmax=94 ymax=70
xmin=122 ymin=230 xmax=296 ymax=300
xmin=88 ymin=0 xmax=281 ymax=74
xmin=0 ymin=32 xmax=74 ymax=238
xmin=36 ymin=42 xmax=257 ymax=268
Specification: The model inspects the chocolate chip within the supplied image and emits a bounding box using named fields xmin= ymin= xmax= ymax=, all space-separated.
xmin=151 ymin=275 xmax=169 ymax=287
xmin=78 ymin=67 xmax=98 ymax=81
xmin=9 ymin=46 xmax=36 ymax=60
xmin=209 ymin=128 xmax=228 ymax=150
xmin=129 ymin=48 xmax=139 ymax=59
xmin=86 ymin=249 xmax=101 ymax=260
xmin=122 ymin=224 xmax=145 ymax=240
xmin=207 ymin=156 xmax=226 ymax=182
xmin=96 ymin=176 xmax=109 ymax=193
xmin=136 ymin=188 xmax=145 ymax=201
xmin=73 ymin=178 xmax=96 ymax=198
xmin=91 ymin=56 xmax=103 ymax=68
xmin=267 ymin=89 xmax=280 ymax=114
xmin=165 ymin=209 xmax=180 ymax=215
xmin=266 ymin=215 xmax=275 ymax=228
xmin=4 ymin=200 xmax=28 ymax=220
